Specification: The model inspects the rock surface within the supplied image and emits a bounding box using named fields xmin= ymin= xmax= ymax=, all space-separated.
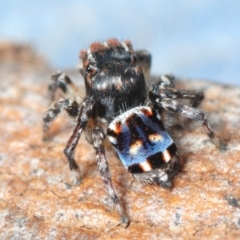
xmin=0 ymin=43 xmax=239 ymax=239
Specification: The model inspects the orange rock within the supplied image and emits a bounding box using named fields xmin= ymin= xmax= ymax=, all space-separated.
xmin=0 ymin=43 xmax=239 ymax=239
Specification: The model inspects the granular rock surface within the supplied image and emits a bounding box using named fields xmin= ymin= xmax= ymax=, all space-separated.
xmin=0 ymin=43 xmax=239 ymax=239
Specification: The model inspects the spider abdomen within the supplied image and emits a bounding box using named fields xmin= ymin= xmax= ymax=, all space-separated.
xmin=107 ymin=106 xmax=178 ymax=185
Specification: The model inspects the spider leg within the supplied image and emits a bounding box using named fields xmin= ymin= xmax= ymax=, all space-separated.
xmin=43 ymin=99 xmax=69 ymax=140
xmin=150 ymin=75 xmax=204 ymax=107
xmin=92 ymin=127 xmax=129 ymax=225
xmin=64 ymin=97 xmax=94 ymax=185
xmin=44 ymin=72 xmax=83 ymax=140
xmin=48 ymin=72 xmax=80 ymax=100
xmin=154 ymin=98 xmax=219 ymax=147
xmin=43 ymin=98 xmax=80 ymax=140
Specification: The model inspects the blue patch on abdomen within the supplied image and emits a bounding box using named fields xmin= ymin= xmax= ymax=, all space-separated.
xmin=109 ymin=107 xmax=174 ymax=168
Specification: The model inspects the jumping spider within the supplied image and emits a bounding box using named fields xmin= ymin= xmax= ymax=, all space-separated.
xmin=43 ymin=39 xmax=219 ymax=224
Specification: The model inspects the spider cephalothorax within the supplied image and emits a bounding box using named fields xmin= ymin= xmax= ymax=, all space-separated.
xmin=80 ymin=39 xmax=147 ymax=121
xmin=43 ymin=38 xmax=219 ymax=224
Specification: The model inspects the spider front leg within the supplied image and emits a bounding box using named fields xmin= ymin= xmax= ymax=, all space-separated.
xmin=43 ymin=72 xmax=82 ymax=140
xmin=43 ymin=99 xmax=69 ymax=140
xmin=43 ymin=98 xmax=80 ymax=140
xmin=92 ymin=127 xmax=129 ymax=225
xmin=64 ymin=97 xmax=94 ymax=185
xmin=152 ymin=75 xmax=204 ymax=107
xmin=48 ymin=72 xmax=80 ymax=101
xmin=153 ymin=97 xmax=219 ymax=147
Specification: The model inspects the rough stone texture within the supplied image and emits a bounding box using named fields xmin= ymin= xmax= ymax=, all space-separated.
xmin=0 ymin=43 xmax=239 ymax=239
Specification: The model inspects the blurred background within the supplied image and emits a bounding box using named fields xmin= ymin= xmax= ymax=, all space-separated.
xmin=0 ymin=0 xmax=239 ymax=86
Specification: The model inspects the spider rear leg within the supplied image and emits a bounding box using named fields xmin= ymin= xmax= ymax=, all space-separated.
xmin=132 ymin=153 xmax=181 ymax=188
xmin=64 ymin=97 xmax=94 ymax=185
xmin=92 ymin=127 xmax=129 ymax=225
xmin=155 ymin=98 xmax=219 ymax=147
